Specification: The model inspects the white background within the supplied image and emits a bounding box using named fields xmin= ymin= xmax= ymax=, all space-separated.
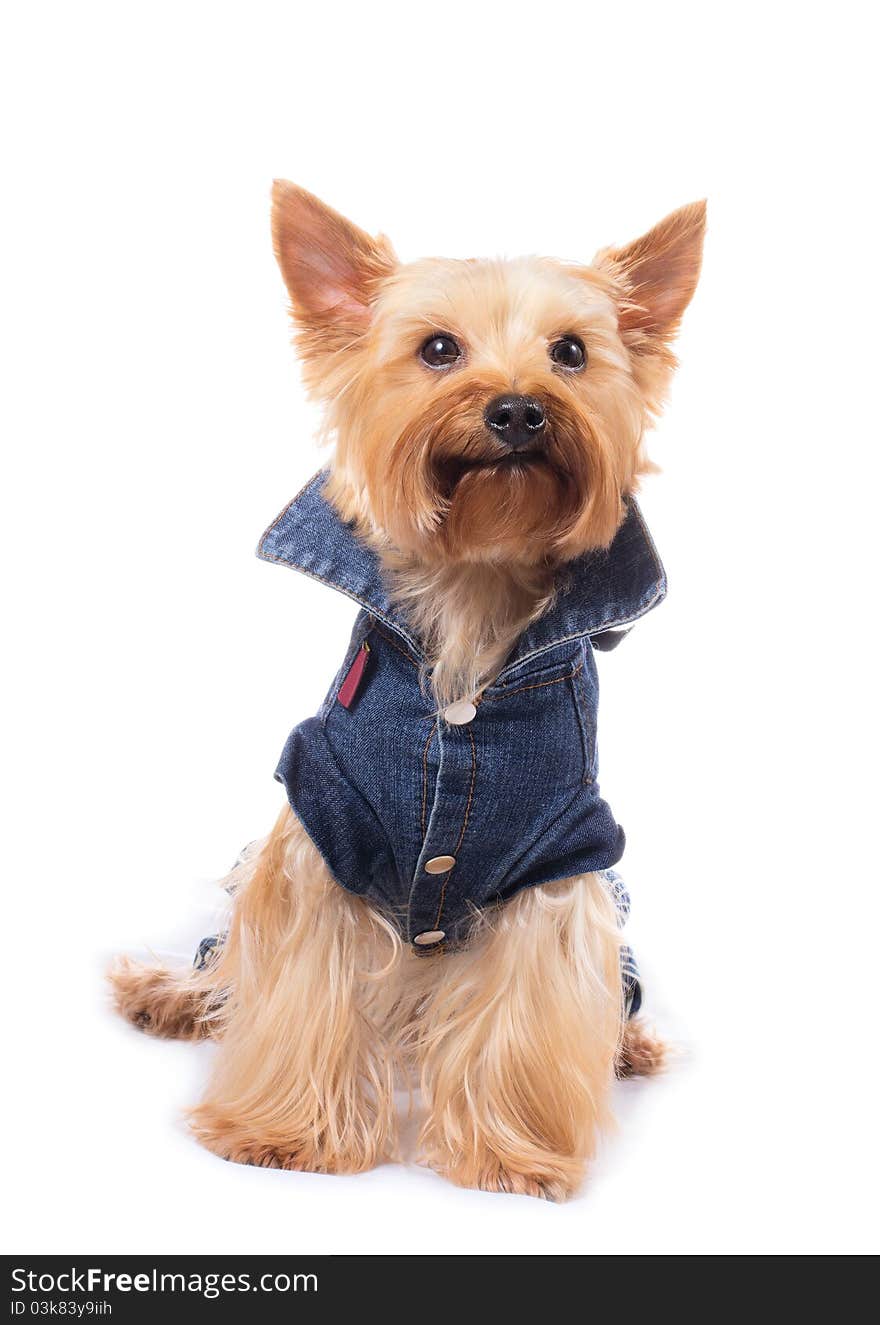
xmin=2 ymin=0 xmax=878 ymax=1256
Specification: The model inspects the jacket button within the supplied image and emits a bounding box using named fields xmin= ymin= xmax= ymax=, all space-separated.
xmin=413 ymin=929 xmax=446 ymax=946
xmin=424 ymin=855 xmax=456 ymax=873
xmin=444 ymin=700 xmax=477 ymax=726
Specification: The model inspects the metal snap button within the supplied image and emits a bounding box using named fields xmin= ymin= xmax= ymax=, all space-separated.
xmin=444 ymin=700 xmax=477 ymax=726
xmin=413 ymin=930 xmax=446 ymax=946
xmin=424 ymin=855 xmax=456 ymax=873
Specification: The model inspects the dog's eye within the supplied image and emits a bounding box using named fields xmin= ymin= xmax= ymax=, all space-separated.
xmin=420 ymin=334 xmax=462 ymax=369
xmin=550 ymin=336 xmax=587 ymax=371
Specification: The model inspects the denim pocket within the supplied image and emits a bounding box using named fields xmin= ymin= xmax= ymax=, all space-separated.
xmin=482 ymin=646 xmax=588 ymax=789
xmin=487 ymin=649 xmax=579 ymax=695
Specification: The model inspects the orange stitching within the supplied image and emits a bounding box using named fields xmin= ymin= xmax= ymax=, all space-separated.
xmin=257 ymin=551 xmax=424 ymax=657
xmin=420 ymin=719 xmax=437 ymax=838
xmin=435 ymin=726 xmax=477 ymax=930
xmin=256 ymin=470 xmax=323 ymax=553
xmin=485 ymin=662 xmax=583 ymax=700
xmin=433 ymin=876 xmax=449 ymax=930
xmin=370 ymin=622 xmax=421 ymax=669
xmin=455 ymin=727 xmax=477 ymax=854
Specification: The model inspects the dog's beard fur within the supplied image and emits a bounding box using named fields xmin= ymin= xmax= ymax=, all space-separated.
xmin=270 ymin=185 xmax=704 ymax=705
xmin=327 ymin=364 xmax=647 ymax=704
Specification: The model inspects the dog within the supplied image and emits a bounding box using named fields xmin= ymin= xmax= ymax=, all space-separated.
xmin=111 ymin=183 xmax=704 ymax=1200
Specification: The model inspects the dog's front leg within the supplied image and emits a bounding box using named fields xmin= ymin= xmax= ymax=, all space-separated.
xmin=189 ymin=807 xmax=401 ymax=1174
xmin=416 ymin=874 xmax=623 ymax=1200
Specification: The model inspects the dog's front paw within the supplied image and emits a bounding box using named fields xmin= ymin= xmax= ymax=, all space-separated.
xmin=190 ymin=1109 xmax=308 ymax=1171
xmin=190 ymin=1105 xmax=381 ymax=1175
xmin=199 ymin=1134 xmax=305 ymax=1171
xmin=440 ymin=1154 xmax=583 ymax=1202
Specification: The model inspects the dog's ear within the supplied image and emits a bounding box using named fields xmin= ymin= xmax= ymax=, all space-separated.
xmin=271 ymin=181 xmax=396 ymax=343
xmin=596 ymin=201 xmax=706 ymax=349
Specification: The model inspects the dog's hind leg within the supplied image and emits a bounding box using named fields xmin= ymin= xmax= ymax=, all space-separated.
xmin=616 ymin=1017 xmax=667 ymax=1078
xmin=188 ymin=806 xmax=402 ymax=1174
xmin=416 ymin=874 xmax=624 ymax=1201
xmin=108 ymin=840 xmax=265 ymax=1040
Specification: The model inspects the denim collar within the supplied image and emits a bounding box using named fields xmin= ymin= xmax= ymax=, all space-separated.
xmin=257 ymin=471 xmax=666 ymax=673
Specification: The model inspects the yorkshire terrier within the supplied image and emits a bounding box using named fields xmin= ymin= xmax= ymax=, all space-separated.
xmin=111 ymin=183 xmax=705 ymax=1200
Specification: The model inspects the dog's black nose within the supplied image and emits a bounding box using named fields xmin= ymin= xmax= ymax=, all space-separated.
xmin=484 ymin=394 xmax=546 ymax=450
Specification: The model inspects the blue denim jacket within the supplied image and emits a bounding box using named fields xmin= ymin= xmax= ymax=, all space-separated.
xmin=256 ymin=473 xmax=666 ymax=959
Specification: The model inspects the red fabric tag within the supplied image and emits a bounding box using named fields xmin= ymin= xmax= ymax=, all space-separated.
xmin=337 ymin=642 xmax=370 ymax=709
